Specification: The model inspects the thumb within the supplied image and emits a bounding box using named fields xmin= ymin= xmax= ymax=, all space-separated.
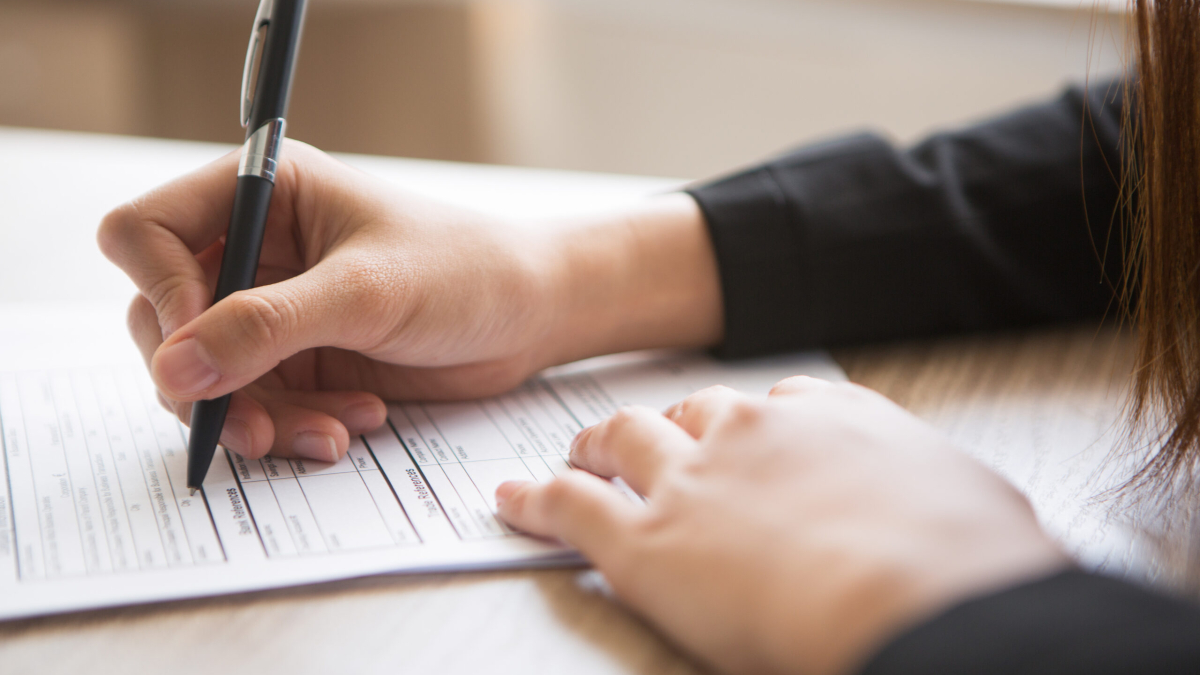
xmin=149 ymin=265 xmax=365 ymax=400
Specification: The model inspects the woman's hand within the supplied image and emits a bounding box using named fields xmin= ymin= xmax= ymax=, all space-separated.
xmin=97 ymin=141 xmax=721 ymax=462
xmin=496 ymin=377 xmax=1068 ymax=675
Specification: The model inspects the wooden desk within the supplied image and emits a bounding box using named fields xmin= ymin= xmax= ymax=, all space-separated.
xmin=0 ymin=129 xmax=1156 ymax=674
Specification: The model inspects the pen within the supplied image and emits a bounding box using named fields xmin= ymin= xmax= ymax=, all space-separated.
xmin=188 ymin=0 xmax=308 ymax=494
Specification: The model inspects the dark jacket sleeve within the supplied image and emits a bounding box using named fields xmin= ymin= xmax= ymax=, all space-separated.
xmin=858 ymin=570 xmax=1200 ymax=675
xmin=686 ymin=78 xmax=1127 ymax=358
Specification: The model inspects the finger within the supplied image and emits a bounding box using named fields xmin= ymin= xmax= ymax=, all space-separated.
xmin=270 ymin=389 xmax=387 ymax=435
xmin=254 ymin=395 xmax=350 ymax=463
xmin=131 ymin=293 xmax=189 ymax=421
xmin=495 ymin=472 xmax=638 ymax=560
xmin=768 ymin=375 xmax=835 ymax=398
xmin=168 ymin=386 xmax=382 ymax=463
xmin=217 ymin=392 xmax=275 ymax=458
xmin=663 ymin=385 xmax=745 ymax=438
xmin=570 ymin=405 xmax=697 ymax=496
xmin=98 ymin=151 xmax=241 ymax=338
xmin=167 ymin=391 xmax=274 ymax=459
xmin=135 ymin=284 xmax=386 ymax=446
xmin=311 ymin=350 xmax=537 ymax=402
xmin=131 ymin=294 xmax=269 ymax=455
xmin=149 ymin=259 xmax=374 ymax=401
xmin=128 ymin=293 xmax=164 ymax=367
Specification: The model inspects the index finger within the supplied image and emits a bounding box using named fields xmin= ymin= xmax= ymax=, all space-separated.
xmin=570 ymin=405 xmax=697 ymax=496
xmin=97 ymin=150 xmax=241 ymax=336
xmin=496 ymin=472 xmax=639 ymax=564
xmin=663 ymin=385 xmax=745 ymax=438
xmin=768 ymin=375 xmax=835 ymax=398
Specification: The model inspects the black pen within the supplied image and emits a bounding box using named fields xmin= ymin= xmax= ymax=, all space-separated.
xmin=188 ymin=0 xmax=308 ymax=494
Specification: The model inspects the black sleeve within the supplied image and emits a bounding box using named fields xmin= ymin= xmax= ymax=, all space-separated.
xmin=687 ymin=78 xmax=1127 ymax=358
xmin=857 ymin=570 xmax=1200 ymax=675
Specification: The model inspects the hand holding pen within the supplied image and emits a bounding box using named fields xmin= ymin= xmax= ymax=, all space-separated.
xmin=187 ymin=0 xmax=309 ymax=492
xmin=97 ymin=0 xmax=721 ymax=494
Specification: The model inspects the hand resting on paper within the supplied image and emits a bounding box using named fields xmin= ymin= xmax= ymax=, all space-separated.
xmin=496 ymin=377 xmax=1069 ymax=675
xmin=97 ymin=141 xmax=721 ymax=462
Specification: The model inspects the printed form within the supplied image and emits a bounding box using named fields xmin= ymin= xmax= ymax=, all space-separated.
xmin=0 ymin=351 xmax=844 ymax=620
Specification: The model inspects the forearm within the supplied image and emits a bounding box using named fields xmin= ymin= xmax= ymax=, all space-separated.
xmin=541 ymin=192 xmax=724 ymax=365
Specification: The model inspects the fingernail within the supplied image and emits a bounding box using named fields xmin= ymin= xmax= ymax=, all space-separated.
xmin=570 ymin=427 xmax=591 ymax=451
xmin=294 ymin=432 xmax=338 ymax=463
xmin=495 ymin=480 xmax=526 ymax=508
xmin=155 ymin=338 xmax=220 ymax=397
xmin=219 ymin=417 xmax=253 ymax=454
xmin=340 ymin=402 xmax=384 ymax=433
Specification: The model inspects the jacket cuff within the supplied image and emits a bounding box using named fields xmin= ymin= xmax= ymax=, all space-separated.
xmin=686 ymin=164 xmax=806 ymax=359
xmin=685 ymin=133 xmax=894 ymax=359
xmin=857 ymin=569 xmax=1200 ymax=675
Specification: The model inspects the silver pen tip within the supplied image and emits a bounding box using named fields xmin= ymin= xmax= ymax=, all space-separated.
xmin=189 ymin=488 xmax=198 ymax=497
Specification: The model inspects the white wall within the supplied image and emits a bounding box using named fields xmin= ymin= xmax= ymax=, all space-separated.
xmin=468 ymin=0 xmax=1128 ymax=178
xmin=0 ymin=0 xmax=1128 ymax=179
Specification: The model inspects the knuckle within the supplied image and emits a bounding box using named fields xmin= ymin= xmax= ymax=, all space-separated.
xmin=126 ymin=293 xmax=154 ymax=331
xmin=603 ymin=405 xmax=652 ymax=440
xmin=680 ymin=385 xmax=732 ymax=408
xmin=96 ymin=202 xmax=140 ymax=260
xmin=228 ymin=290 xmax=298 ymax=346
xmin=541 ymin=476 xmax=579 ymax=512
xmin=695 ymin=384 xmax=735 ymax=398
xmin=144 ymin=273 xmax=204 ymax=318
xmin=674 ymin=386 xmax=736 ymax=420
xmin=607 ymin=406 xmax=641 ymax=429
xmin=720 ymin=398 xmax=766 ymax=428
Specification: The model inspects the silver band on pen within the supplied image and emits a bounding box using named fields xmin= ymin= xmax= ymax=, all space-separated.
xmin=237 ymin=117 xmax=286 ymax=182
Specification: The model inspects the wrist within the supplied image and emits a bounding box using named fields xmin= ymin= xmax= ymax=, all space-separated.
xmin=813 ymin=528 xmax=1070 ymax=675
xmin=538 ymin=193 xmax=724 ymax=366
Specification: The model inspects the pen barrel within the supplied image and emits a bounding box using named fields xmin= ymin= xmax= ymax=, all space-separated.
xmin=214 ymin=175 xmax=274 ymax=302
xmin=185 ymin=175 xmax=274 ymax=489
xmin=246 ymin=0 xmax=307 ymax=133
xmin=188 ymin=0 xmax=304 ymax=491
xmin=187 ymin=396 xmax=232 ymax=489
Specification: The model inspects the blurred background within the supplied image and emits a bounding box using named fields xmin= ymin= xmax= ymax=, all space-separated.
xmin=0 ymin=0 xmax=1126 ymax=179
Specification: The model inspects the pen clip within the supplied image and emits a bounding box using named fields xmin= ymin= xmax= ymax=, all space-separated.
xmin=240 ymin=0 xmax=275 ymax=128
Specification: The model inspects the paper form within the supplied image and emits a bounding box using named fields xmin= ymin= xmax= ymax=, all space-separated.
xmin=932 ymin=391 xmax=1157 ymax=579
xmin=0 ymin=350 xmax=844 ymax=620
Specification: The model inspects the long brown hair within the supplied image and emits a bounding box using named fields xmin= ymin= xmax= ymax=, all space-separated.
xmin=1126 ymin=0 xmax=1200 ymax=493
